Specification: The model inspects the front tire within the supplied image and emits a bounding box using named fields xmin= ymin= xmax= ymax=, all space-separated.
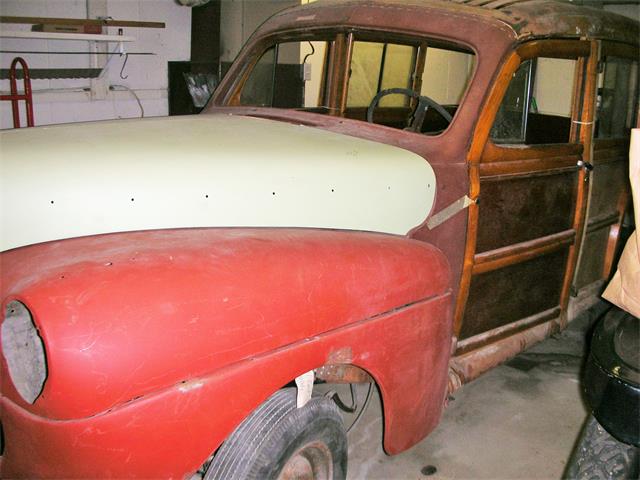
xmin=566 ymin=415 xmax=639 ymax=479
xmin=204 ymin=388 xmax=347 ymax=480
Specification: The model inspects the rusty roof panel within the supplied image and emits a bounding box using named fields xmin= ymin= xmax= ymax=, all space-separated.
xmin=267 ymin=0 xmax=638 ymax=46
xmin=502 ymin=0 xmax=638 ymax=44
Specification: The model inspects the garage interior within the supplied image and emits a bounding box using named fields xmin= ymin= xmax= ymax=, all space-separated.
xmin=1 ymin=0 xmax=638 ymax=479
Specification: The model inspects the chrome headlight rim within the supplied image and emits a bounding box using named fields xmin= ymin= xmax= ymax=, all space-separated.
xmin=1 ymin=300 xmax=48 ymax=404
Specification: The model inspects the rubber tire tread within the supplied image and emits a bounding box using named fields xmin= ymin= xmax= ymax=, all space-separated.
xmin=204 ymin=388 xmax=347 ymax=480
xmin=566 ymin=415 xmax=639 ymax=480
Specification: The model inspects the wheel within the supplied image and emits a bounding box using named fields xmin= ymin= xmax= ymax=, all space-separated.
xmin=204 ymin=388 xmax=347 ymax=480
xmin=366 ymin=87 xmax=452 ymax=132
xmin=566 ymin=414 xmax=639 ymax=479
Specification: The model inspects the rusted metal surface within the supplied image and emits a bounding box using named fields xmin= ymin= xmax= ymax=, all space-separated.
xmin=252 ymin=1 xmax=638 ymax=49
xmin=448 ymin=319 xmax=558 ymax=391
xmin=316 ymin=364 xmax=373 ymax=384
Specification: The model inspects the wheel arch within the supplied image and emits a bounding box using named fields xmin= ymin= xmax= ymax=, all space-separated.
xmin=192 ymin=293 xmax=453 ymax=476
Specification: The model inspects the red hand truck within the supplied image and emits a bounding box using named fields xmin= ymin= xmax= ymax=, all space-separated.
xmin=0 ymin=57 xmax=35 ymax=128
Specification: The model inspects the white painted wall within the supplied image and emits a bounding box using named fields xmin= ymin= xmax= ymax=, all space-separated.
xmin=219 ymin=0 xmax=296 ymax=62
xmin=0 ymin=0 xmax=191 ymax=129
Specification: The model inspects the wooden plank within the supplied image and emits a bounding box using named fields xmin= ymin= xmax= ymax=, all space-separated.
xmin=601 ymin=41 xmax=639 ymax=60
xmin=517 ymin=39 xmax=591 ymax=60
xmin=560 ymin=41 xmax=599 ymax=328
xmin=455 ymin=306 xmax=560 ymax=355
xmin=480 ymin=142 xmax=582 ymax=163
xmin=0 ymin=15 xmax=165 ymax=29
xmin=0 ymin=30 xmax=135 ymax=41
xmin=452 ymin=49 xmax=521 ymax=338
xmin=479 ymin=157 xmax=579 ymax=177
xmin=472 ymin=229 xmax=575 ymax=274
xmin=586 ymin=211 xmax=621 ymax=232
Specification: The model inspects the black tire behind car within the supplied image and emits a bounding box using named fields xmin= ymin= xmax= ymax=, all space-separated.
xmin=565 ymin=414 xmax=639 ymax=480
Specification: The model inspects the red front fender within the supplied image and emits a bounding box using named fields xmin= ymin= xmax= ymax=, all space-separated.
xmin=1 ymin=227 xmax=452 ymax=477
xmin=1 ymin=292 xmax=451 ymax=478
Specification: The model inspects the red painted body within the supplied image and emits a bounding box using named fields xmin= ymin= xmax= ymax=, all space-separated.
xmin=0 ymin=228 xmax=451 ymax=478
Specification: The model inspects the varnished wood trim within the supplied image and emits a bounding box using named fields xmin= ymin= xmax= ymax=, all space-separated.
xmin=594 ymin=138 xmax=630 ymax=150
xmin=560 ymin=41 xmax=600 ymax=329
xmin=592 ymin=148 xmax=629 ymax=164
xmin=517 ymin=40 xmax=591 ymax=60
xmin=586 ymin=212 xmax=621 ymax=233
xmin=455 ymin=307 xmax=560 ymax=356
xmin=453 ymin=51 xmax=521 ymax=337
xmin=481 ymin=142 xmax=582 ymax=163
xmin=339 ymin=33 xmax=354 ymax=116
xmin=603 ymin=189 xmax=631 ymax=279
xmin=330 ymin=33 xmax=350 ymax=116
xmin=603 ymin=223 xmax=620 ymax=280
xmin=479 ymin=156 xmax=580 ymax=177
xmin=472 ymin=230 xmax=575 ymax=275
xmin=569 ymin=55 xmax=586 ymax=142
xmin=601 ymin=41 xmax=639 ymax=60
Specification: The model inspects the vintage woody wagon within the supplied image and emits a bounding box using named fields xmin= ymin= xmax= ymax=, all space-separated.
xmin=1 ymin=0 xmax=638 ymax=478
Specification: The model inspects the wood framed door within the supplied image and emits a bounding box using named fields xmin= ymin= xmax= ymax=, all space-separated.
xmin=451 ymin=40 xmax=597 ymax=375
xmin=570 ymin=41 xmax=639 ymax=315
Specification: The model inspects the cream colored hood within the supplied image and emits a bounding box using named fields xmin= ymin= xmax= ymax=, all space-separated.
xmin=0 ymin=114 xmax=436 ymax=251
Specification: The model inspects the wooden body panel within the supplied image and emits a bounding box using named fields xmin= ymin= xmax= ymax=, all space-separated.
xmin=573 ymin=139 xmax=631 ymax=291
xmin=461 ymin=248 xmax=569 ymax=340
xmin=453 ymin=39 xmax=594 ymax=359
xmin=476 ymin=170 xmax=578 ymax=253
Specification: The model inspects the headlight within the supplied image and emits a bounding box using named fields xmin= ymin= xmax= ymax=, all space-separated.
xmin=1 ymin=301 xmax=47 ymax=403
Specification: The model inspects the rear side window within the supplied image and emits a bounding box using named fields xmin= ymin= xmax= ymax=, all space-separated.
xmin=596 ymin=56 xmax=639 ymax=139
xmin=491 ymin=57 xmax=577 ymax=145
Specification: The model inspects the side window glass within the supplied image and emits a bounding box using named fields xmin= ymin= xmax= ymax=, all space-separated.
xmin=240 ymin=41 xmax=329 ymax=109
xmin=491 ymin=57 xmax=577 ymax=145
xmin=596 ymin=56 xmax=639 ymax=139
xmin=240 ymin=46 xmax=276 ymax=107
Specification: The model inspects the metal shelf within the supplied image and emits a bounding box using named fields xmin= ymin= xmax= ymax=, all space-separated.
xmin=0 ymin=30 xmax=135 ymax=42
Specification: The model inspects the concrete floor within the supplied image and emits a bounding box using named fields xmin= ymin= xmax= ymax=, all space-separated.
xmin=343 ymin=302 xmax=610 ymax=480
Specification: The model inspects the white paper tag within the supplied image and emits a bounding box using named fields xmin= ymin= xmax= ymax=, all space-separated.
xmin=295 ymin=370 xmax=315 ymax=408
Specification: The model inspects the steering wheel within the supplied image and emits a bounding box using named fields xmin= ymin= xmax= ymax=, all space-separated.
xmin=366 ymin=87 xmax=453 ymax=133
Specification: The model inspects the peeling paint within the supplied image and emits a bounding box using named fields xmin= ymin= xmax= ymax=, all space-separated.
xmin=178 ymin=381 xmax=204 ymax=393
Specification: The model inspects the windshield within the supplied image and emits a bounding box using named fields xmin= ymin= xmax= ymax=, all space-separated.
xmin=233 ymin=33 xmax=476 ymax=135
